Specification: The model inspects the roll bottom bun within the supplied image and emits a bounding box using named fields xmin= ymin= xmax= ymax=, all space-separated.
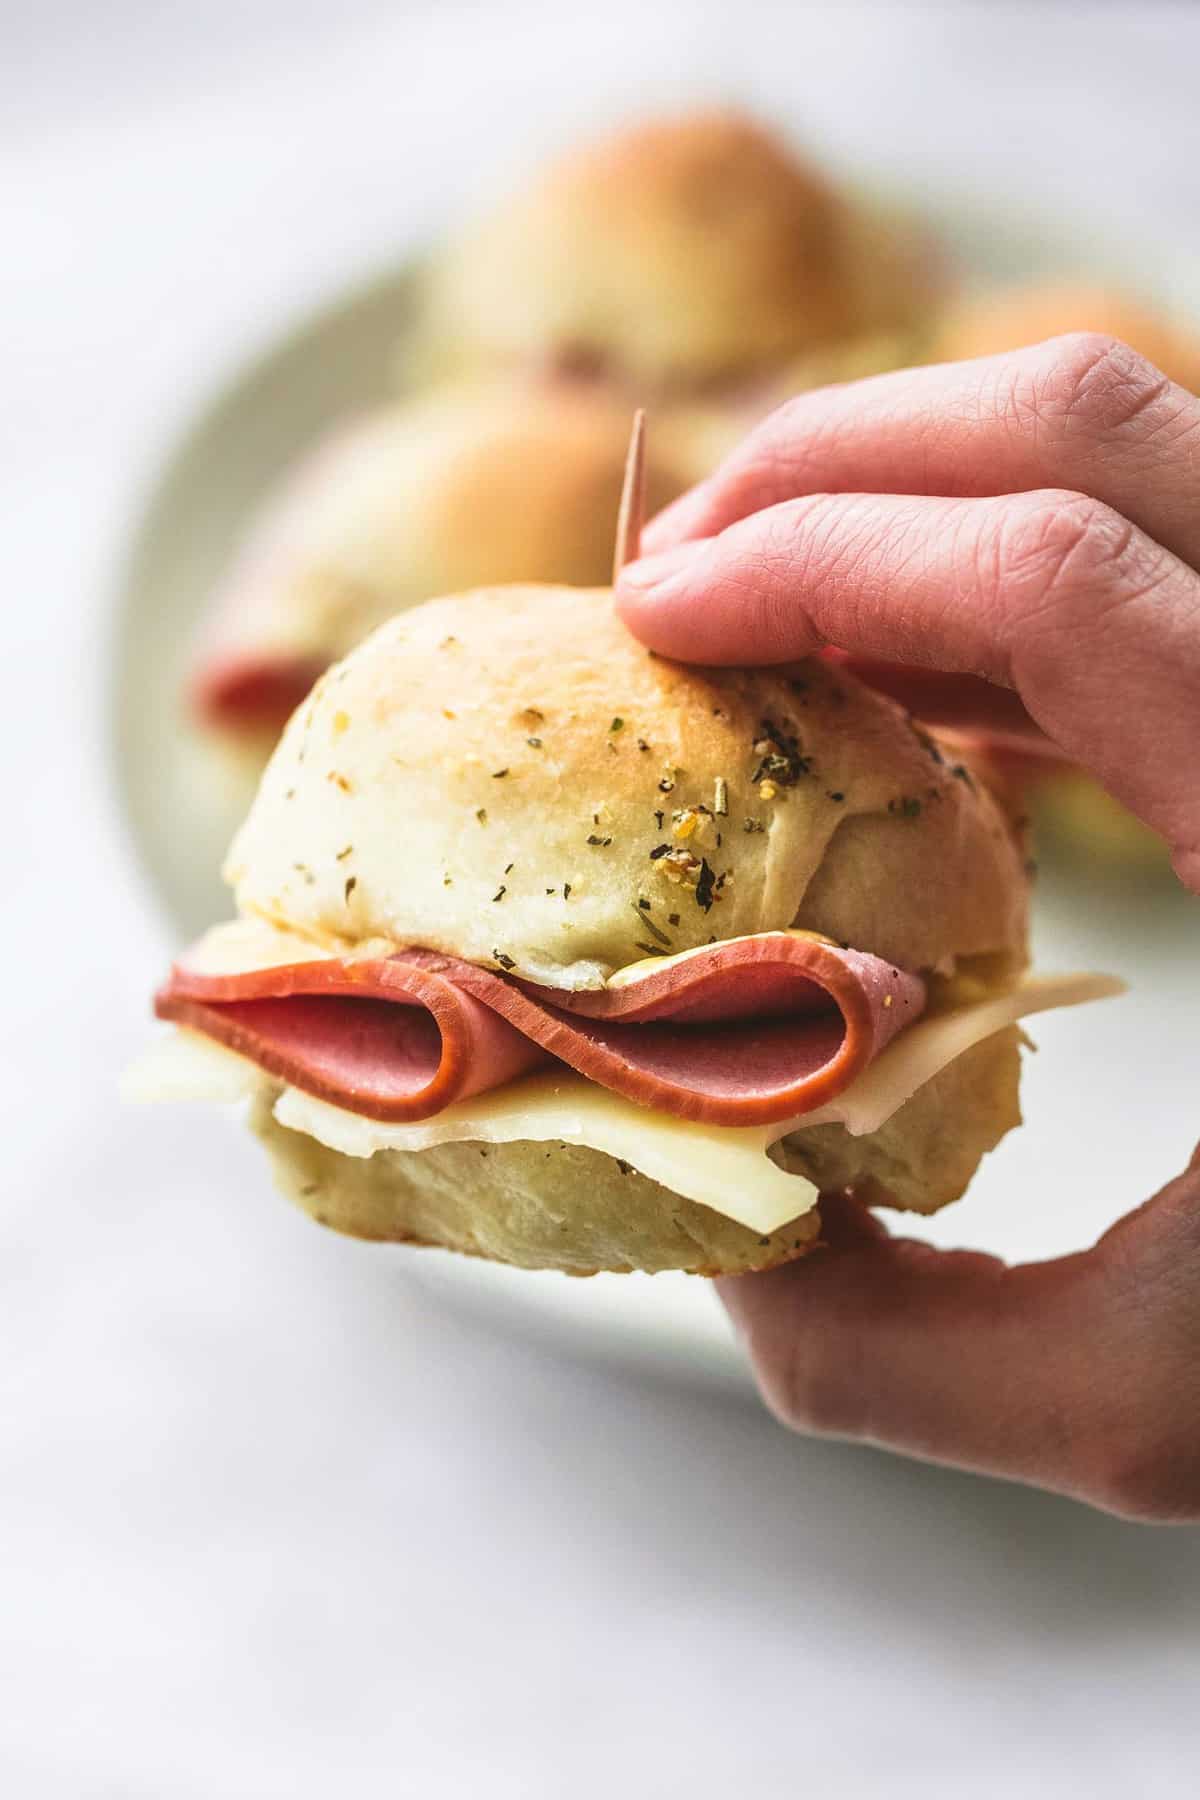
xmin=251 ymin=1030 xmax=1021 ymax=1276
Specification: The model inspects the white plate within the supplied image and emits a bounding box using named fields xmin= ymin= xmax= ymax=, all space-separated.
xmin=111 ymin=205 xmax=1200 ymax=1390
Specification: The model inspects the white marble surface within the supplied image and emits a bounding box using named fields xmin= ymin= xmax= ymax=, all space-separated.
xmin=4 ymin=4 xmax=1200 ymax=1794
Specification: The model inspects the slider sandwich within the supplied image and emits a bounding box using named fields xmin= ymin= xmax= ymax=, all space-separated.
xmin=137 ymin=495 xmax=1119 ymax=1272
xmin=411 ymin=109 xmax=935 ymax=398
xmin=933 ymin=281 xmax=1200 ymax=394
xmin=190 ymin=382 xmax=695 ymax=756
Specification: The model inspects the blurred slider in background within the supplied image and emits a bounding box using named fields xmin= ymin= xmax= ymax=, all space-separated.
xmin=189 ymin=381 xmax=700 ymax=756
xmin=187 ymin=106 xmax=1200 ymax=879
xmin=404 ymin=109 xmax=936 ymax=395
xmin=187 ymin=110 xmax=938 ymax=778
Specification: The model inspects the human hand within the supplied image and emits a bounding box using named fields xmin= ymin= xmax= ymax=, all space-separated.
xmin=615 ymin=334 xmax=1200 ymax=1520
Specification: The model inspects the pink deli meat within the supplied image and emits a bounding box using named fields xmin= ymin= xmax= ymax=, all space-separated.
xmin=156 ymin=933 xmax=925 ymax=1127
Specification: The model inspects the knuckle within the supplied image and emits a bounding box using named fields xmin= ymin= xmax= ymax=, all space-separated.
xmin=755 ymin=1330 xmax=867 ymax=1440
xmin=768 ymin=388 xmax=829 ymax=446
xmin=1022 ymin=330 xmax=1172 ymax=439
xmin=718 ymin=453 xmax=792 ymax=527
xmin=996 ymin=489 xmax=1137 ymax=608
xmin=722 ymin=399 xmax=822 ymax=515
xmin=1082 ymin=1424 xmax=1200 ymax=1524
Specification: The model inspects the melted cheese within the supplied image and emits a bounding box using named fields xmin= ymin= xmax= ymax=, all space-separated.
xmin=180 ymin=914 xmax=407 ymax=977
xmin=605 ymin=927 xmax=840 ymax=990
xmin=179 ymin=915 xmax=337 ymax=976
xmin=127 ymin=970 xmax=1124 ymax=1238
xmin=181 ymin=919 xmax=843 ymax=991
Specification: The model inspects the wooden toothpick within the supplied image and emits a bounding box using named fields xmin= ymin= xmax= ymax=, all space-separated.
xmin=612 ymin=408 xmax=646 ymax=584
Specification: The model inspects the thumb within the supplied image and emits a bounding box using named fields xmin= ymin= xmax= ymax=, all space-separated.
xmin=718 ymin=1162 xmax=1200 ymax=1521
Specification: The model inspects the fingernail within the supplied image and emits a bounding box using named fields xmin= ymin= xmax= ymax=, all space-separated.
xmin=619 ymin=540 xmax=708 ymax=594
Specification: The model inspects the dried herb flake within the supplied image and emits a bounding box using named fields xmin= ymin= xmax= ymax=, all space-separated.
xmin=750 ymin=719 xmax=811 ymax=788
xmin=632 ymin=904 xmax=672 ymax=946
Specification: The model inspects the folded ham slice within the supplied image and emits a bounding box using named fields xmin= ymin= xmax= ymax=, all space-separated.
xmin=156 ymin=932 xmax=925 ymax=1128
xmin=192 ymin=653 xmax=327 ymax=736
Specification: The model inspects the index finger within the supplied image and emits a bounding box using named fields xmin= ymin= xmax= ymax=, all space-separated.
xmin=616 ymin=486 xmax=1200 ymax=889
xmin=644 ymin=333 xmax=1200 ymax=570
xmin=717 ymin=1161 xmax=1200 ymax=1522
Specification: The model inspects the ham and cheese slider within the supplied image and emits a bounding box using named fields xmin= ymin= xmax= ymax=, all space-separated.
xmin=138 ymin=584 xmax=1119 ymax=1275
xmin=190 ymin=382 xmax=695 ymax=752
xmin=411 ymin=110 xmax=934 ymax=397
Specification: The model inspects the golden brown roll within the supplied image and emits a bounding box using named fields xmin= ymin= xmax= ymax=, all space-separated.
xmin=412 ymin=110 xmax=938 ymax=395
xmin=933 ymin=281 xmax=1200 ymax=392
xmin=190 ymin=381 xmax=697 ymax=747
xmin=226 ymin=586 xmax=1029 ymax=982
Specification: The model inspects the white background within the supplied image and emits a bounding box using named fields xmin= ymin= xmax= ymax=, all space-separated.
xmin=3 ymin=4 xmax=1200 ymax=1794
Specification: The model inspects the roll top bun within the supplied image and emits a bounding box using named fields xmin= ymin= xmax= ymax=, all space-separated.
xmin=227 ymin=584 xmax=1028 ymax=988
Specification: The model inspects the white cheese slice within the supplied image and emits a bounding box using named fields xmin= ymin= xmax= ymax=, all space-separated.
xmin=177 ymin=915 xmax=336 ymax=976
xmin=123 ymin=1032 xmax=809 ymax=1233
xmin=274 ymin=1074 xmax=813 ymax=1233
xmin=122 ymin=1027 xmax=258 ymax=1105
xmin=802 ymin=971 xmax=1126 ymax=1137
xmin=179 ymin=913 xmax=402 ymax=976
xmin=126 ymin=970 xmax=1124 ymax=1238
